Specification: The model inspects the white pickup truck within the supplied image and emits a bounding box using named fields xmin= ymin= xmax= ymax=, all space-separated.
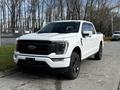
xmin=112 ymin=31 xmax=120 ymax=40
xmin=14 ymin=20 xmax=104 ymax=79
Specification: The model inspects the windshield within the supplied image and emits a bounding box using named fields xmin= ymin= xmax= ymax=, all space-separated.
xmin=114 ymin=31 xmax=120 ymax=34
xmin=38 ymin=22 xmax=80 ymax=33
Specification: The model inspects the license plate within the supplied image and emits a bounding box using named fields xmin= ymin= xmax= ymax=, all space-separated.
xmin=26 ymin=58 xmax=35 ymax=61
xmin=25 ymin=58 xmax=35 ymax=64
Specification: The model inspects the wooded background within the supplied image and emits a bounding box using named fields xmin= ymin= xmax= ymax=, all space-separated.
xmin=0 ymin=0 xmax=120 ymax=36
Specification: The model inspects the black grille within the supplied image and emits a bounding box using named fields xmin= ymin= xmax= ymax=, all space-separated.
xmin=17 ymin=40 xmax=54 ymax=55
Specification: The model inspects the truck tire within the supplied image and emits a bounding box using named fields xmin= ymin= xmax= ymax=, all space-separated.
xmin=65 ymin=52 xmax=81 ymax=80
xmin=95 ymin=44 xmax=102 ymax=60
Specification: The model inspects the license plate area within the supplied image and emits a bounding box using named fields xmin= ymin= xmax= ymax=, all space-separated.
xmin=25 ymin=58 xmax=35 ymax=64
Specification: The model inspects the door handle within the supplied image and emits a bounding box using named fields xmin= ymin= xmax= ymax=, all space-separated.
xmin=81 ymin=38 xmax=83 ymax=46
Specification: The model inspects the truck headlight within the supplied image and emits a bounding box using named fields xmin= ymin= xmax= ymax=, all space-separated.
xmin=53 ymin=41 xmax=69 ymax=54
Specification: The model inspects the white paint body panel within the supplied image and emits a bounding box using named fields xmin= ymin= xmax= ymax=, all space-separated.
xmin=14 ymin=20 xmax=104 ymax=68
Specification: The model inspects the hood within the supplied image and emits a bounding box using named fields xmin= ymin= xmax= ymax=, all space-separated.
xmin=17 ymin=33 xmax=77 ymax=41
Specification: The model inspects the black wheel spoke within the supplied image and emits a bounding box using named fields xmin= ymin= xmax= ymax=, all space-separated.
xmin=72 ymin=57 xmax=80 ymax=75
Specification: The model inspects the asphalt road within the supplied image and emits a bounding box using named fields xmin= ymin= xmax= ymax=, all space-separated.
xmin=0 ymin=41 xmax=120 ymax=90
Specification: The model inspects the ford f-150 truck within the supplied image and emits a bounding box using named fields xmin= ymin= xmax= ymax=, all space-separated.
xmin=14 ymin=20 xmax=104 ymax=79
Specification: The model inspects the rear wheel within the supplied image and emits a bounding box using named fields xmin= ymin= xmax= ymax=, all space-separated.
xmin=95 ymin=44 xmax=102 ymax=60
xmin=65 ymin=52 xmax=81 ymax=80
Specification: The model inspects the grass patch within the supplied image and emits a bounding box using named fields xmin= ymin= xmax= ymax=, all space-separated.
xmin=0 ymin=45 xmax=16 ymax=71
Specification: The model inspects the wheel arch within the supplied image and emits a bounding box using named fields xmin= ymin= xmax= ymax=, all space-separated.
xmin=72 ymin=46 xmax=81 ymax=60
xmin=100 ymin=41 xmax=103 ymax=47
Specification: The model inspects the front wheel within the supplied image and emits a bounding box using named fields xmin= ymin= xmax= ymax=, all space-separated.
xmin=94 ymin=44 xmax=103 ymax=60
xmin=65 ymin=52 xmax=81 ymax=80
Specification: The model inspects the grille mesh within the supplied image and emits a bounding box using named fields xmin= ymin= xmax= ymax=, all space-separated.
xmin=17 ymin=40 xmax=54 ymax=55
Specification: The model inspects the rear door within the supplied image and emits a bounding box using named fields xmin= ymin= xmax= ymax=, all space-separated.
xmin=88 ymin=23 xmax=98 ymax=52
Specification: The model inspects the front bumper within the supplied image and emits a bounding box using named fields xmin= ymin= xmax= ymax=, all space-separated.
xmin=13 ymin=52 xmax=70 ymax=68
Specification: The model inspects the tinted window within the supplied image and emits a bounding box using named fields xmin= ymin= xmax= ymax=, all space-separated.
xmin=82 ymin=23 xmax=89 ymax=32
xmin=114 ymin=31 xmax=120 ymax=34
xmin=82 ymin=23 xmax=95 ymax=34
xmin=38 ymin=22 xmax=80 ymax=33
xmin=89 ymin=24 xmax=95 ymax=34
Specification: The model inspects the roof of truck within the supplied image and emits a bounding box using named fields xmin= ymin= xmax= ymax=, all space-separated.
xmin=52 ymin=20 xmax=92 ymax=23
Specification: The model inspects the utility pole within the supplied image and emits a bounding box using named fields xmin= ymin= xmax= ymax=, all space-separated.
xmin=111 ymin=14 xmax=114 ymax=34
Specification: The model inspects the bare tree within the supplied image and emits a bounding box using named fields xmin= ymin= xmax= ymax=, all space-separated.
xmin=0 ymin=0 xmax=120 ymax=36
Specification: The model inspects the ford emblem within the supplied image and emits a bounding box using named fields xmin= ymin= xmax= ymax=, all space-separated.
xmin=28 ymin=45 xmax=36 ymax=50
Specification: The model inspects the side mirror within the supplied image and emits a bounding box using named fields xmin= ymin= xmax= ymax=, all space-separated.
xmin=83 ymin=31 xmax=92 ymax=37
